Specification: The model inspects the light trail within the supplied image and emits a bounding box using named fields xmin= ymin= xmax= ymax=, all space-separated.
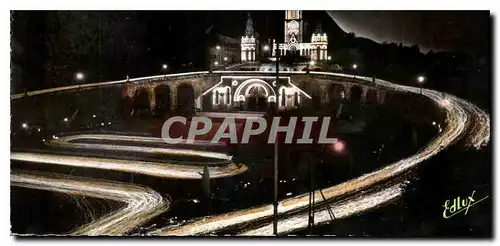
xmin=47 ymin=134 xmax=232 ymax=161
xmin=10 ymin=71 xmax=490 ymax=236
xmin=11 ymin=170 xmax=168 ymax=236
xmin=11 ymin=133 xmax=247 ymax=235
xmin=11 ymin=152 xmax=246 ymax=180
xmin=150 ymin=73 xmax=490 ymax=236
xmin=239 ymin=183 xmax=403 ymax=236
xmin=12 ymin=134 xmax=247 ymax=179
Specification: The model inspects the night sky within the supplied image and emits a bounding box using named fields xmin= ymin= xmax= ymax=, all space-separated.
xmin=10 ymin=10 xmax=491 ymax=93
xmin=327 ymin=11 xmax=491 ymax=55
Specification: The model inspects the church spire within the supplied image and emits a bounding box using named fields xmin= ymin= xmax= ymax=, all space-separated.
xmin=245 ymin=12 xmax=254 ymax=37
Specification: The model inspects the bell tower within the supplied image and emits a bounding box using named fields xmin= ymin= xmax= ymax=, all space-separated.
xmin=284 ymin=10 xmax=303 ymax=44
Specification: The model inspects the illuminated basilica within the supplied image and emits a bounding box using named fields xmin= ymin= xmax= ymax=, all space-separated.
xmin=241 ymin=10 xmax=329 ymax=62
xmin=273 ymin=10 xmax=328 ymax=61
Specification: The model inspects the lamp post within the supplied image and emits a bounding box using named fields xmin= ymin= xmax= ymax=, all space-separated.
xmin=75 ymin=72 xmax=85 ymax=82
xmin=216 ymin=45 xmax=221 ymax=64
xmin=263 ymin=44 xmax=269 ymax=62
xmin=352 ymin=64 xmax=358 ymax=80
xmin=161 ymin=64 xmax=168 ymax=75
xmin=273 ymin=45 xmax=280 ymax=236
xmin=417 ymin=75 xmax=425 ymax=94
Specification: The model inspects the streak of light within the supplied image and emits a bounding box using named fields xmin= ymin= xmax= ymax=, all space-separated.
xmin=11 ymin=152 xmax=247 ymax=180
xmin=47 ymin=134 xmax=232 ymax=160
xmin=239 ymin=183 xmax=403 ymax=235
xmin=150 ymin=72 xmax=490 ymax=236
xmin=11 ymin=170 xmax=168 ymax=236
xmin=10 ymin=71 xmax=490 ymax=236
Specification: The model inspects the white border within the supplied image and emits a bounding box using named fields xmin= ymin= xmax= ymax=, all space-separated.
xmin=3 ymin=1 xmax=498 ymax=245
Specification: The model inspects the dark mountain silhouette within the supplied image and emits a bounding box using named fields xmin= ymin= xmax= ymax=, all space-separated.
xmin=303 ymin=11 xmax=490 ymax=112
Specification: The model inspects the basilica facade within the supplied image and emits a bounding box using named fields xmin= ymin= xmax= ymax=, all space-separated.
xmin=273 ymin=10 xmax=328 ymax=61
xmin=241 ymin=10 xmax=329 ymax=63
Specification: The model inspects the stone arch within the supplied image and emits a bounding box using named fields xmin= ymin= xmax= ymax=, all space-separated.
xmin=246 ymin=85 xmax=269 ymax=111
xmin=328 ymin=83 xmax=346 ymax=102
xmin=366 ymin=89 xmax=378 ymax=104
xmin=350 ymin=85 xmax=362 ymax=103
xmin=154 ymin=84 xmax=171 ymax=115
xmin=233 ymin=78 xmax=276 ymax=104
xmin=132 ymin=87 xmax=151 ymax=116
xmin=177 ymin=83 xmax=195 ymax=115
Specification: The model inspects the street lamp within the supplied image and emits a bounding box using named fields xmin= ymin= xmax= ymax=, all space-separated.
xmin=214 ymin=61 xmax=219 ymax=66
xmin=75 ymin=72 xmax=84 ymax=81
xmin=161 ymin=64 xmax=168 ymax=75
xmin=216 ymin=46 xmax=222 ymax=64
xmin=263 ymin=45 xmax=269 ymax=51
xmin=327 ymin=56 xmax=332 ymax=61
xmin=417 ymin=75 xmax=425 ymax=94
xmin=223 ymin=57 xmax=228 ymax=62
xmin=352 ymin=64 xmax=358 ymax=80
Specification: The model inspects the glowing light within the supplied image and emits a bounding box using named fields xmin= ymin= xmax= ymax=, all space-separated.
xmin=75 ymin=72 xmax=84 ymax=80
xmin=352 ymin=64 xmax=358 ymax=69
xmin=93 ymin=114 xmax=96 ymax=118
xmin=333 ymin=141 xmax=345 ymax=153
xmin=309 ymin=60 xmax=315 ymax=66
xmin=37 ymin=128 xmax=41 ymax=132
xmin=216 ymin=46 xmax=221 ymax=50
xmin=214 ymin=61 xmax=219 ymax=66
xmin=64 ymin=118 xmax=68 ymax=122
xmin=21 ymin=123 xmax=28 ymax=129
xmin=327 ymin=56 xmax=332 ymax=60
xmin=432 ymin=121 xmax=436 ymax=126
xmin=268 ymin=96 xmax=276 ymax=103
xmin=162 ymin=64 xmax=168 ymax=70
xmin=263 ymin=45 xmax=269 ymax=51
xmin=417 ymin=76 xmax=425 ymax=83
xmin=224 ymin=57 xmax=228 ymax=61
